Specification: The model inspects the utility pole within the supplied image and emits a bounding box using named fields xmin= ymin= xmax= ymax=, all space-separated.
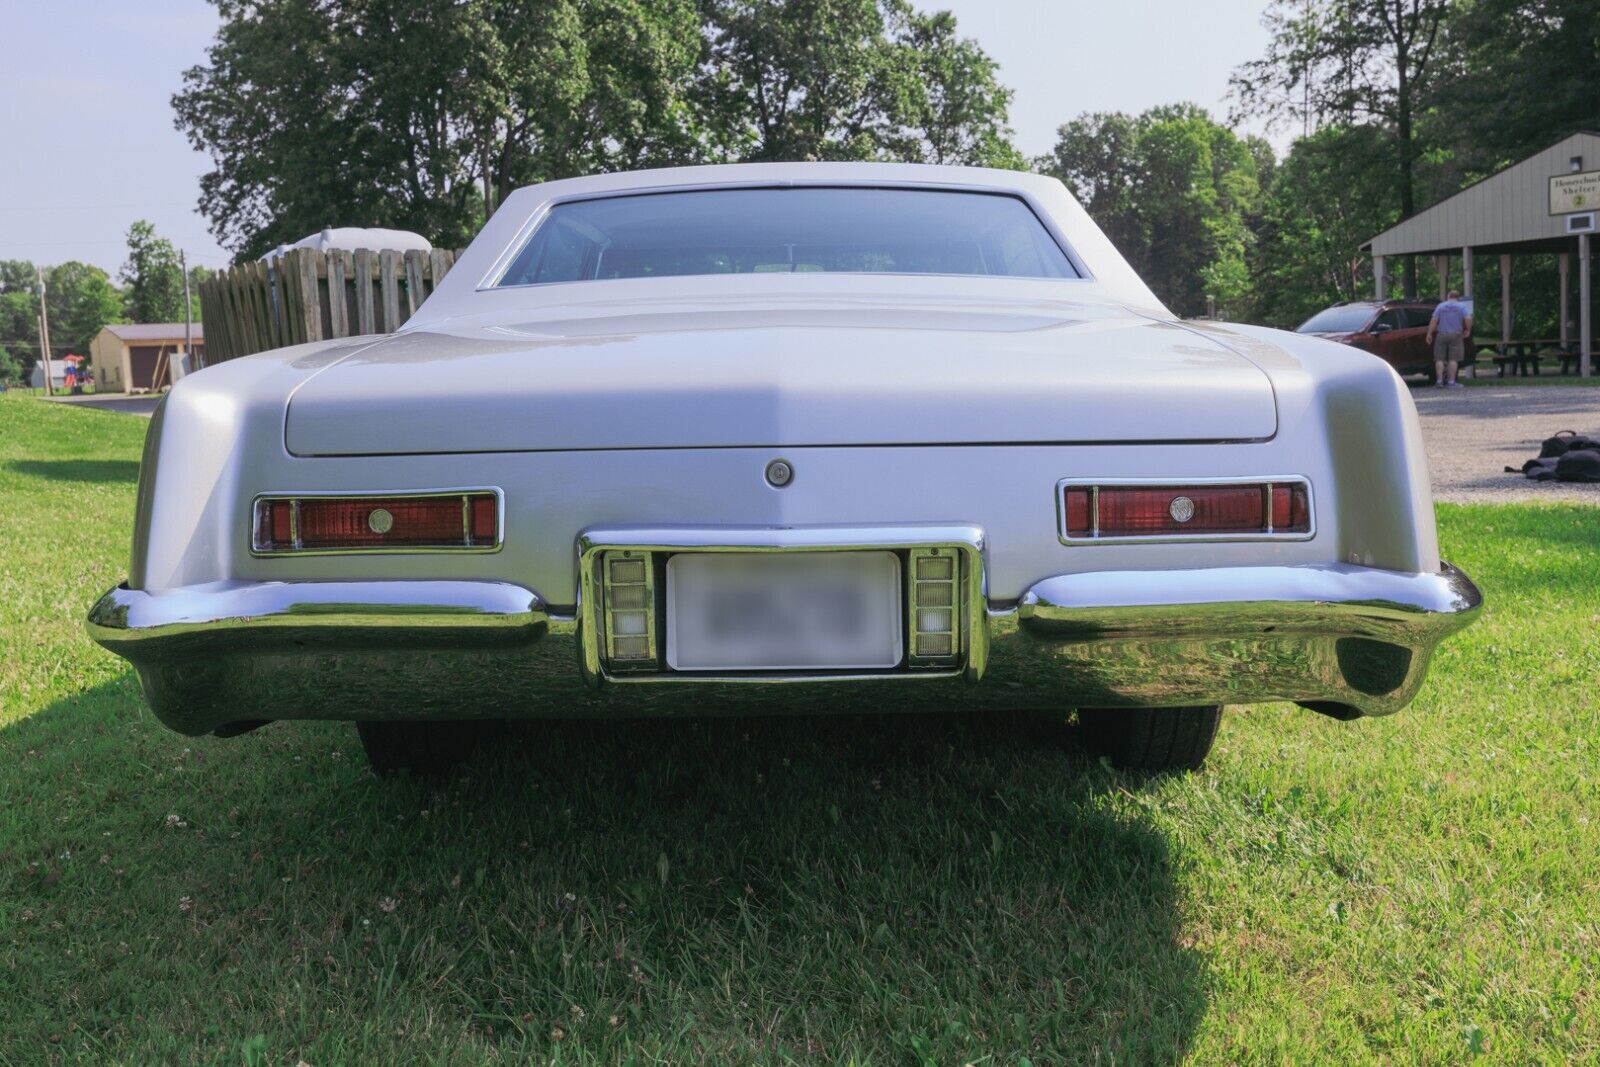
xmin=36 ymin=266 xmax=55 ymax=396
xmin=181 ymin=250 xmax=194 ymax=372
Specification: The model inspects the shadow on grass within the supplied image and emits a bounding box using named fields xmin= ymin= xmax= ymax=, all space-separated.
xmin=2 ymin=679 xmax=1206 ymax=1062
xmin=6 ymin=458 xmax=141 ymax=483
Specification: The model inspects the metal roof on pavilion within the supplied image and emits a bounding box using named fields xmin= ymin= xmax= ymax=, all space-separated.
xmin=1364 ymin=132 xmax=1600 ymax=257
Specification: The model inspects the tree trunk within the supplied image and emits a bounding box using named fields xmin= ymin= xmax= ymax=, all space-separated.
xmin=1394 ymin=11 xmax=1418 ymax=298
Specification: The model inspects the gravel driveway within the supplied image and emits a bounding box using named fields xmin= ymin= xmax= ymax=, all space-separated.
xmin=1413 ymin=384 xmax=1600 ymax=503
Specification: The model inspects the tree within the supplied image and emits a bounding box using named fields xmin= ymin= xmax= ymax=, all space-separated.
xmin=703 ymin=0 xmax=899 ymax=161
xmin=1430 ymin=0 xmax=1600 ymax=175
xmin=174 ymin=0 xmax=1020 ymax=256
xmin=1038 ymin=105 xmax=1265 ymax=318
xmin=0 ymin=345 xmax=21 ymax=386
xmin=121 ymin=221 xmax=187 ymax=323
xmin=1037 ymin=112 xmax=1143 ymax=257
xmin=45 ymin=262 xmax=123 ymax=354
xmin=701 ymin=0 xmax=1020 ymax=166
xmin=175 ymin=0 xmax=711 ymax=257
xmin=1231 ymin=0 xmax=1452 ymax=296
xmin=1249 ymin=125 xmax=1401 ymax=327
xmin=879 ymin=6 xmax=1024 ymax=168
xmin=0 ymin=260 xmax=40 ymax=378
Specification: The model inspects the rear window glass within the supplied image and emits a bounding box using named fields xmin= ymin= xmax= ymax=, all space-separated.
xmin=1297 ymin=306 xmax=1375 ymax=333
xmin=496 ymin=187 xmax=1078 ymax=286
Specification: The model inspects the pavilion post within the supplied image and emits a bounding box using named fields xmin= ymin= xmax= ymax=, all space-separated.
xmin=1580 ymin=233 xmax=1592 ymax=377
xmin=1373 ymin=255 xmax=1386 ymax=301
xmin=1499 ymin=254 xmax=1513 ymax=351
xmin=1559 ymin=253 xmax=1570 ymax=348
xmin=1461 ymin=247 xmax=1473 ymax=299
xmin=1435 ymin=255 xmax=1449 ymax=299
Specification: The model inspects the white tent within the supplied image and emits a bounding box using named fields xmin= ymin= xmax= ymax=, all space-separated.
xmin=30 ymin=362 xmax=68 ymax=390
xmin=259 ymin=227 xmax=432 ymax=261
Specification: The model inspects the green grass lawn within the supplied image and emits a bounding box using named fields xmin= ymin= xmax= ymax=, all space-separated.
xmin=2 ymin=392 xmax=1597 ymax=1064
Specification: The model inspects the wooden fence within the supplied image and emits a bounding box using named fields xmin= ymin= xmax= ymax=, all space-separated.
xmin=196 ymin=247 xmax=460 ymax=364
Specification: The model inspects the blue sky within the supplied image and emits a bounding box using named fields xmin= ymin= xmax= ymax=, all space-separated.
xmin=0 ymin=0 xmax=1275 ymax=274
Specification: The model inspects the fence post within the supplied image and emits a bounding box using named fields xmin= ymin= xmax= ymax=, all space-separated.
xmin=380 ymin=251 xmax=402 ymax=333
xmin=327 ymin=251 xmax=349 ymax=338
xmin=354 ymin=250 xmax=375 ymax=335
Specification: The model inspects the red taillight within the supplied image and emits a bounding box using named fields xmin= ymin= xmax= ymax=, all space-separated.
xmin=470 ymin=494 xmax=497 ymax=543
xmin=1271 ymin=483 xmax=1309 ymax=531
xmin=1062 ymin=482 xmax=1310 ymax=539
xmin=1064 ymin=487 xmax=1093 ymax=537
xmin=253 ymin=492 xmax=499 ymax=552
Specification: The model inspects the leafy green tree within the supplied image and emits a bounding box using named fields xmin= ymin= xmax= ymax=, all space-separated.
xmin=1231 ymin=0 xmax=1452 ymax=297
xmin=0 ymin=260 xmax=40 ymax=377
xmin=121 ymin=221 xmax=187 ymax=323
xmin=879 ymin=6 xmax=1024 ymax=168
xmin=702 ymin=0 xmax=1020 ymax=165
xmin=174 ymin=0 xmax=1019 ymax=255
xmin=1248 ymin=125 xmax=1401 ymax=328
xmin=45 ymin=262 xmax=123 ymax=354
xmin=1036 ymin=112 xmax=1143 ymax=257
xmin=703 ymin=0 xmax=897 ymax=161
xmin=1429 ymin=0 xmax=1600 ymax=175
xmin=187 ymin=265 xmax=214 ymax=322
xmin=176 ymin=0 xmax=711 ymax=256
xmin=0 ymin=345 xmax=22 ymax=386
xmin=1038 ymin=105 xmax=1265 ymax=318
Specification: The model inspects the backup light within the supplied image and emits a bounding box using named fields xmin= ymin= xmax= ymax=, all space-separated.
xmin=1061 ymin=481 xmax=1311 ymax=541
xmin=601 ymin=552 xmax=658 ymax=668
xmin=252 ymin=491 xmax=499 ymax=552
xmin=907 ymin=548 xmax=961 ymax=665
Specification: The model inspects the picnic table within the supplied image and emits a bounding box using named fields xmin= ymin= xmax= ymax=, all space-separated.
xmin=1486 ymin=338 xmax=1598 ymax=377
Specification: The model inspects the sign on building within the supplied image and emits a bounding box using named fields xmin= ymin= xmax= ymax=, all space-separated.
xmin=1550 ymin=170 xmax=1600 ymax=215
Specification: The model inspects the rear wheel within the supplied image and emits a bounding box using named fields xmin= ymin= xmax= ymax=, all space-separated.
xmin=1075 ymin=705 xmax=1222 ymax=773
xmin=356 ymin=720 xmax=499 ymax=776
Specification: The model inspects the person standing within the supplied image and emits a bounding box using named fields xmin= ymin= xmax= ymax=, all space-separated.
xmin=1426 ymin=290 xmax=1473 ymax=388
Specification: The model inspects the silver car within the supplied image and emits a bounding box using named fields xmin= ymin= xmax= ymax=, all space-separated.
xmin=87 ymin=163 xmax=1481 ymax=775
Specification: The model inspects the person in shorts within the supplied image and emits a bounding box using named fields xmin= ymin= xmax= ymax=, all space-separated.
xmin=1426 ymin=290 xmax=1473 ymax=388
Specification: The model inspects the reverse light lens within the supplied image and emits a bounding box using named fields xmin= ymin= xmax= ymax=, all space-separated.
xmin=908 ymin=548 xmax=961 ymax=664
xmin=602 ymin=552 xmax=658 ymax=668
xmin=1063 ymin=482 xmax=1310 ymax=539
xmin=253 ymin=492 xmax=499 ymax=551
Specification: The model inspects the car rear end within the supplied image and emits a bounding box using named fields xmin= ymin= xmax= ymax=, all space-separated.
xmin=86 ymin=165 xmax=1480 ymax=773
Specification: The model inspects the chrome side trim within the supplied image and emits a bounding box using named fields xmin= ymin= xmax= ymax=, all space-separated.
xmin=248 ymin=487 xmax=506 ymax=557
xmin=1055 ymin=475 xmax=1316 ymax=545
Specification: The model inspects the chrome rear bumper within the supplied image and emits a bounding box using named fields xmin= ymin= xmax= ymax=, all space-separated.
xmin=87 ymin=555 xmax=1481 ymax=736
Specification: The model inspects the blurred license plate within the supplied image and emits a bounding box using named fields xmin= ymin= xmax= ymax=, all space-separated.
xmin=666 ymin=552 xmax=903 ymax=671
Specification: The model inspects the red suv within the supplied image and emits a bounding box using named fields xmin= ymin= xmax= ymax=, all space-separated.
xmin=1297 ymin=299 xmax=1471 ymax=381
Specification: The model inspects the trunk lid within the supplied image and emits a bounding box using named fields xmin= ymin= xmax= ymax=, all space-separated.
xmin=284 ymin=298 xmax=1275 ymax=455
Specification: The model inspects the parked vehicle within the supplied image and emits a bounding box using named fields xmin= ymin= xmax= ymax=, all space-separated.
xmin=87 ymin=164 xmax=1481 ymax=775
xmin=1297 ymin=299 xmax=1473 ymax=379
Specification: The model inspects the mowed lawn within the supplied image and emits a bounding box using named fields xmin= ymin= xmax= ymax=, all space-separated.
xmin=1 ymin=392 xmax=1596 ymax=1065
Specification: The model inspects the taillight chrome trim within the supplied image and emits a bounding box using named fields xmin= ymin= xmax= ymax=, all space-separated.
xmin=249 ymin=488 xmax=506 ymax=556
xmin=1055 ymin=476 xmax=1315 ymax=545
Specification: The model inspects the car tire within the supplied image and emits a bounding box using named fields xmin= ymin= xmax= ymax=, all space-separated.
xmin=355 ymin=720 xmax=498 ymax=776
xmin=1075 ymin=705 xmax=1222 ymax=773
